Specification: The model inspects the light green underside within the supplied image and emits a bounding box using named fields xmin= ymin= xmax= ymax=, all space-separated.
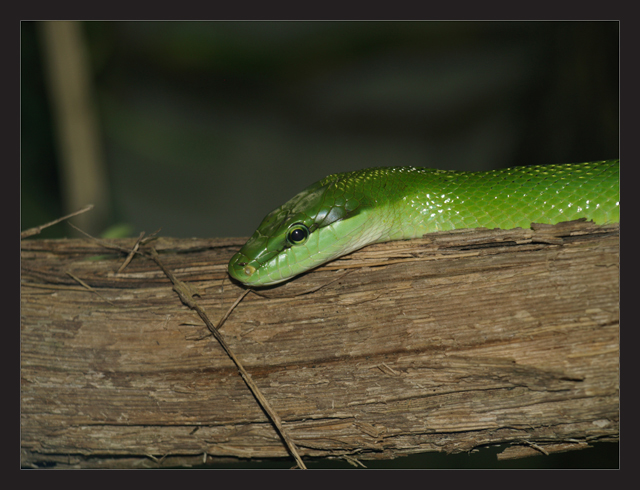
xmin=229 ymin=160 xmax=619 ymax=286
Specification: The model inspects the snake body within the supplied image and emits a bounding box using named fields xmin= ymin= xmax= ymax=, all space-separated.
xmin=228 ymin=160 xmax=619 ymax=286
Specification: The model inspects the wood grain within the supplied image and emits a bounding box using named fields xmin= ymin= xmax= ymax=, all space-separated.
xmin=20 ymin=221 xmax=619 ymax=468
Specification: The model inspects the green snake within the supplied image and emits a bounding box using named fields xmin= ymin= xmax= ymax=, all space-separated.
xmin=228 ymin=160 xmax=619 ymax=286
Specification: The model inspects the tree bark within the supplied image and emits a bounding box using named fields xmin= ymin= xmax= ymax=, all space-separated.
xmin=20 ymin=221 xmax=619 ymax=468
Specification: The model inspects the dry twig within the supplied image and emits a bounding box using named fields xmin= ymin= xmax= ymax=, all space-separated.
xmin=21 ymin=204 xmax=94 ymax=239
xmin=147 ymin=247 xmax=307 ymax=469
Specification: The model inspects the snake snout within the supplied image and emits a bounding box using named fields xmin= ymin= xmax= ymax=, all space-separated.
xmin=228 ymin=251 xmax=257 ymax=282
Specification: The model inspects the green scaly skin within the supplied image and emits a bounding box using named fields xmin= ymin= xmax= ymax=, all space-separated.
xmin=228 ymin=160 xmax=619 ymax=287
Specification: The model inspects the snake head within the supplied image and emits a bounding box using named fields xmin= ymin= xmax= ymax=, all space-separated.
xmin=228 ymin=174 xmax=379 ymax=286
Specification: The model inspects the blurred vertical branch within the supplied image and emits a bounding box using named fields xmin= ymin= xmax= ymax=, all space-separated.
xmin=38 ymin=21 xmax=111 ymax=236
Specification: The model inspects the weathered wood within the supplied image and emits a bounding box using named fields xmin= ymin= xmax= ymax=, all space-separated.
xmin=20 ymin=221 xmax=619 ymax=468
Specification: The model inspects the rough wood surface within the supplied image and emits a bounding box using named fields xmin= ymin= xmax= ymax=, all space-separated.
xmin=20 ymin=221 xmax=619 ymax=468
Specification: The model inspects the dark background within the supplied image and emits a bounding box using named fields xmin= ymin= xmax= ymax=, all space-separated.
xmin=20 ymin=21 xmax=619 ymax=468
xmin=22 ymin=21 xmax=618 ymax=239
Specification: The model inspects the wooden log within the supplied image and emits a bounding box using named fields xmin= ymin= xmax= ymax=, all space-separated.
xmin=20 ymin=221 xmax=619 ymax=468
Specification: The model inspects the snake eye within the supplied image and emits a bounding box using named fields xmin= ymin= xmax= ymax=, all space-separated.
xmin=287 ymin=223 xmax=310 ymax=245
